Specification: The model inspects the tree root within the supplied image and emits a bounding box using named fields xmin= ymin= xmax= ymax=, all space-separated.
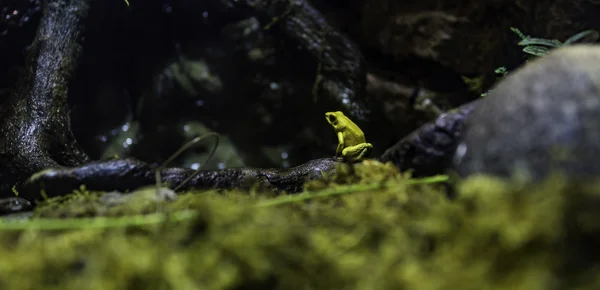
xmin=0 ymin=0 xmax=92 ymax=197
xmin=20 ymin=157 xmax=341 ymax=201
xmin=225 ymin=0 xmax=370 ymax=121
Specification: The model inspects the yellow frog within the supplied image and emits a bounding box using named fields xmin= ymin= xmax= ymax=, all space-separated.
xmin=325 ymin=111 xmax=373 ymax=162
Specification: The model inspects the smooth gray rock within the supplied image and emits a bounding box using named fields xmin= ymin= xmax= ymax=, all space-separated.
xmin=452 ymin=45 xmax=600 ymax=181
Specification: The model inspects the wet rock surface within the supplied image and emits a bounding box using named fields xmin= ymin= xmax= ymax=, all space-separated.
xmin=452 ymin=45 xmax=600 ymax=182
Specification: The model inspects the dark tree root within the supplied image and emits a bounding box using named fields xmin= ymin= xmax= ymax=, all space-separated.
xmin=224 ymin=0 xmax=370 ymax=121
xmin=20 ymin=157 xmax=342 ymax=201
xmin=0 ymin=0 xmax=92 ymax=197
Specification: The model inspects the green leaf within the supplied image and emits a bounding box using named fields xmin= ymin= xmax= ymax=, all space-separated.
xmin=510 ymin=27 xmax=527 ymax=40
xmin=522 ymin=46 xmax=551 ymax=57
xmin=494 ymin=67 xmax=508 ymax=75
xmin=564 ymin=30 xmax=600 ymax=45
xmin=518 ymin=38 xmax=562 ymax=48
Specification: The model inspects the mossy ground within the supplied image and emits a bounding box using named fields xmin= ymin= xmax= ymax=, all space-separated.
xmin=1 ymin=160 xmax=600 ymax=289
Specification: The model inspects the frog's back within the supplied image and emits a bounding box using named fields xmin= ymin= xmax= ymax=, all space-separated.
xmin=344 ymin=125 xmax=367 ymax=146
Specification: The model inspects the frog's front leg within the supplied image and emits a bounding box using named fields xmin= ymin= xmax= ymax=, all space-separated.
xmin=336 ymin=132 xmax=345 ymax=156
xmin=342 ymin=142 xmax=373 ymax=162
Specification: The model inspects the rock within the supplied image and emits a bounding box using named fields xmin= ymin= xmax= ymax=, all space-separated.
xmin=452 ymin=45 xmax=600 ymax=182
xmin=379 ymin=100 xmax=477 ymax=177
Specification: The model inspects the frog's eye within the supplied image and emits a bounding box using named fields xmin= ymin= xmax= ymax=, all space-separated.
xmin=327 ymin=114 xmax=337 ymax=124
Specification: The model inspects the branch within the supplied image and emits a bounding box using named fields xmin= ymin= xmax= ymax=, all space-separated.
xmin=20 ymin=157 xmax=342 ymax=200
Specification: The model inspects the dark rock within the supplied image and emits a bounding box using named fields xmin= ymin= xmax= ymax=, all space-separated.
xmin=379 ymin=100 xmax=477 ymax=177
xmin=452 ymin=45 xmax=600 ymax=181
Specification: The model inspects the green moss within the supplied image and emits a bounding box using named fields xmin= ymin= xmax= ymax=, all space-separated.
xmin=1 ymin=161 xmax=600 ymax=289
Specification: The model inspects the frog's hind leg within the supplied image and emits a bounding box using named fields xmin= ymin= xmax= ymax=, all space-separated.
xmin=342 ymin=143 xmax=373 ymax=161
